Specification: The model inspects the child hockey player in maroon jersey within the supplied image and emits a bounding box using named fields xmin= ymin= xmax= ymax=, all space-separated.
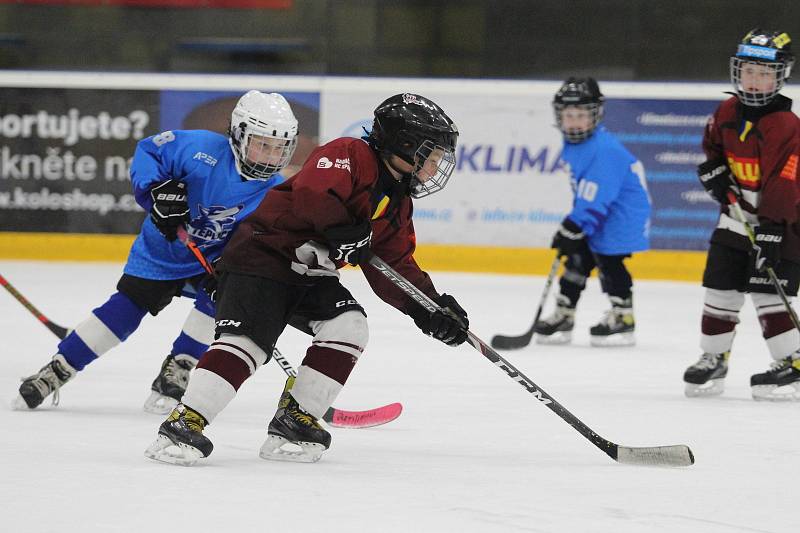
xmin=683 ymin=29 xmax=800 ymax=401
xmin=145 ymin=93 xmax=470 ymax=465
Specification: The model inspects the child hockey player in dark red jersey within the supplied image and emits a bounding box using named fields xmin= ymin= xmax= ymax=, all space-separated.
xmin=145 ymin=93 xmax=469 ymax=465
xmin=683 ymin=29 xmax=800 ymax=401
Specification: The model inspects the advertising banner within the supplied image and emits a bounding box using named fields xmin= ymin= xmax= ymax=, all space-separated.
xmin=0 ymin=88 xmax=319 ymax=235
xmin=322 ymin=88 xmax=573 ymax=248
xmin=0 ymin=88 xmax=159 ymax=234
xmin=603 ymin=98 xmax=720 ymax=250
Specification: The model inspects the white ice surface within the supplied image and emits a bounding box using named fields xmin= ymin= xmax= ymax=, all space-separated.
xmin=1 ymin=260 xmax=796 ymax=533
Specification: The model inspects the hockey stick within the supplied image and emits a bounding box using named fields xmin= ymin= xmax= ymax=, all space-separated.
xmin=175 ymin=226 xmax=403 ymax=429
xmin=367 ymin=253 xmax=694 ymax=467
xmin=490 ymin=255 xmax=561 ymax=350
xmin=1 ymin=273 xmax=69 ymax=339
xmin=726 ymin=190 xmax=800 ymax=331
xmin=271 ymin=347 xmax=402 ymax=428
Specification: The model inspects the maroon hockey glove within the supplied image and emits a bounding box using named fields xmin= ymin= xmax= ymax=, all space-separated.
xmin=409 ymin=293 xmax=469 ymax=347
xmin=753 ymin=223 xmax=784 ymax=272
xmin=551 ymin=218 xmax=585 ymax=257
xmin=697 ymin=158 xmax=733 ymax=204
xmin=324 ymin=220 xmax=373 ymax=266
xmin=150 ymin=180 xmax=190 ymax=241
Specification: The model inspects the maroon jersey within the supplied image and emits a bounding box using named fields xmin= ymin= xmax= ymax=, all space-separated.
xmin=703 ymin=95 xmax=800 ymax=261
xmin=219 ymin=137 xmax=438 ymax=315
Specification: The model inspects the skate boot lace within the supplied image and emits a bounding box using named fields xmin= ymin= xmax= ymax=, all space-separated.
xmin=19 ymin=359 xmax=71 ymax=406
xmin=766 ymin=357 xmax=792 ymax=375
xmin=170 ymin=405 xmax=206 ymax=433
xmin=542 ymin=305 xmax=573 ymax=326
xmin=693 ymin=352 xmax=722 ymax=370
xmin=289 ymin=407 xmax=316 ymax=427
xmin=163 ymin=356 xmax=194 ymax=387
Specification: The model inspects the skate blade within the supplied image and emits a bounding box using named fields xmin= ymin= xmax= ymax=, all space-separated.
xmin=590 ymin=332 xmax=635 ymax=347
xmin=535 ymin=331 xmax=572 ymax=345
xmin=684 ymin=378 xmax=725 ymax=398
xmin=142 ymin=391 xmax=177 ymax=415
xmin=751 ymin=383 xmax=800 ymax=402
xmin=259 ymin=435 xmax=326 ymax=463
xmin=144 ymin=434 xmax=204 ymax=466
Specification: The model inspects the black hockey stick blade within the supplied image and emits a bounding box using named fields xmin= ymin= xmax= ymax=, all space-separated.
xmin=367 ymin=253 xmax=695 ymax=467
xmin=490 ymin=256 xmax=561 ymax=350
xmin=1 ymin=273 xmax=69 ymax=339
xmin=491 ymin=330 xmax=535 ymax=350
xmin=44 ymin=320 xmax=69 ymax=340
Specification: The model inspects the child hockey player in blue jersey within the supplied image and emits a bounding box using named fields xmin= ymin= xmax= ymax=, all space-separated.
xmin=534 ymin=77 xmax=651 ymax=347
xmin=14 ymin=90 xmax=299 ymax=413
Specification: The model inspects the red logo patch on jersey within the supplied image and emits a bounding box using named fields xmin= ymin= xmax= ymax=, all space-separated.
xmin=726 ymin=152 xmax=761 ymax=188
xmin=780 ymin=154 xmax=798 ymax=181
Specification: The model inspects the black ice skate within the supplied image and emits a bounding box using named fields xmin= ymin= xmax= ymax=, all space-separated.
xmin=750 ymin=356 xmax=800 ymax=401
xmin=590 ymin=296 xmax=635 ymax=347
xmin=144 ymin=404 xmax=213 ymax=466
xmin=533 ymin=295 xmax=575 ymax=345
xmin=683 ymin=351 xmax=729 ymax=397
xmin=143 ymin=354 xmax=197 ymax=414
xmin=259 ymin=377 xmax=331 ymax=463
xmin=13 ymin=354 xmax=77 ymax=410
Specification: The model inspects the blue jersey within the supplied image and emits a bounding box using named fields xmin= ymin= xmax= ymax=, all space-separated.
xmin=562 ymin=125 xmax=651 ymax=255
xmin=125 ymin=130 xmax=285 ymax=280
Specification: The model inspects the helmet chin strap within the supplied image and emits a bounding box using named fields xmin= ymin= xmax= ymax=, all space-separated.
xmin=382 ymin=156 xmax=413 ymax=186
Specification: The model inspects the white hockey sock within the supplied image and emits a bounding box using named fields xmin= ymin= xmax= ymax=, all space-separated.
xmin=181 ymin=368 xmax=237 ymax=424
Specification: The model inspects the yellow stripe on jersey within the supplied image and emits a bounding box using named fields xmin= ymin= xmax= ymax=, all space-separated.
xmin=372 ymin=195 xmax=390 ymax=220
xmin=739 ymin=120 xmax=753 ymax=142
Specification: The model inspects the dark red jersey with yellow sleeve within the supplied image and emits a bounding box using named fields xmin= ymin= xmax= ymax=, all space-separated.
xmin=702 ymin=94 xmax=800 ymax=261
xmin=218 ymin=136 xmax=438 ymax=315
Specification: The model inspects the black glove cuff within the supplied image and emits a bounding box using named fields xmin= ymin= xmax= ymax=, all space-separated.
xmin=561 ymin=217 xmax=583 ymax=237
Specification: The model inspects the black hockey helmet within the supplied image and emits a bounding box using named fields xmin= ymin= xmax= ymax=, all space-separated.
xmin=367 ymin=93 xmax=458 ymax=198
xmin=552 ymin=77 xmax=605 ymax=143
xmin=731 ymin=29 xmax=794 ymax=106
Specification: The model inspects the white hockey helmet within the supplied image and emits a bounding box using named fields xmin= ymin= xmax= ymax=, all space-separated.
xmin=229 ymin=90 xmax=299 ymax=181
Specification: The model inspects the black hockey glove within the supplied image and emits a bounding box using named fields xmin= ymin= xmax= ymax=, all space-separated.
xmin=324 ymin=220 xmax=373 ymax=266
xmin=551 ymin=218 xmax=585 ymax=257
xmin=409 ymin=293 xmax=469 ymax=347
xmin=697 ymin=158 xmax=733 ymax=204
xmin=149 ymin=180 xmax=189 ymax=241
xmin=753 ymin=222 xmax=784 ymax=272
xmin=198 ymin=259 xmax=220 ymax=302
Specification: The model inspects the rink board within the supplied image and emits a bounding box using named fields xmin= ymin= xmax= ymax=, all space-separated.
xmin=0 ymin=231 xmax=706 ymax=281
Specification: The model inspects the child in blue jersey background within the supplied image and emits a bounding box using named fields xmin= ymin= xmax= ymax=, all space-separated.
xmin=534 ymin=77 xmax=651 ymax=347
xmin=14 ymin=90 xmax=299 ymax=413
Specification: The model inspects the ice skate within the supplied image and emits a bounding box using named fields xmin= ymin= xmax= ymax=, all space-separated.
xmin=590 ymin=296 xmax=635 ymax=347
xmin=143 ymin=354 xmax=197 ymax=414
xmin=144 ymin=404 xmax=213 ymax=466
xmin=13 ymin=354 xmax=77 ymax=410
xmin=533 ymin=295 xmax=575 ymax=345
xmin=683 ymin=351 xmax=729 ymax=397
xmin=259 ymin=377 xmax=331 ymax=463
xmin=751 ymin=356 xmax=800 ymax=401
